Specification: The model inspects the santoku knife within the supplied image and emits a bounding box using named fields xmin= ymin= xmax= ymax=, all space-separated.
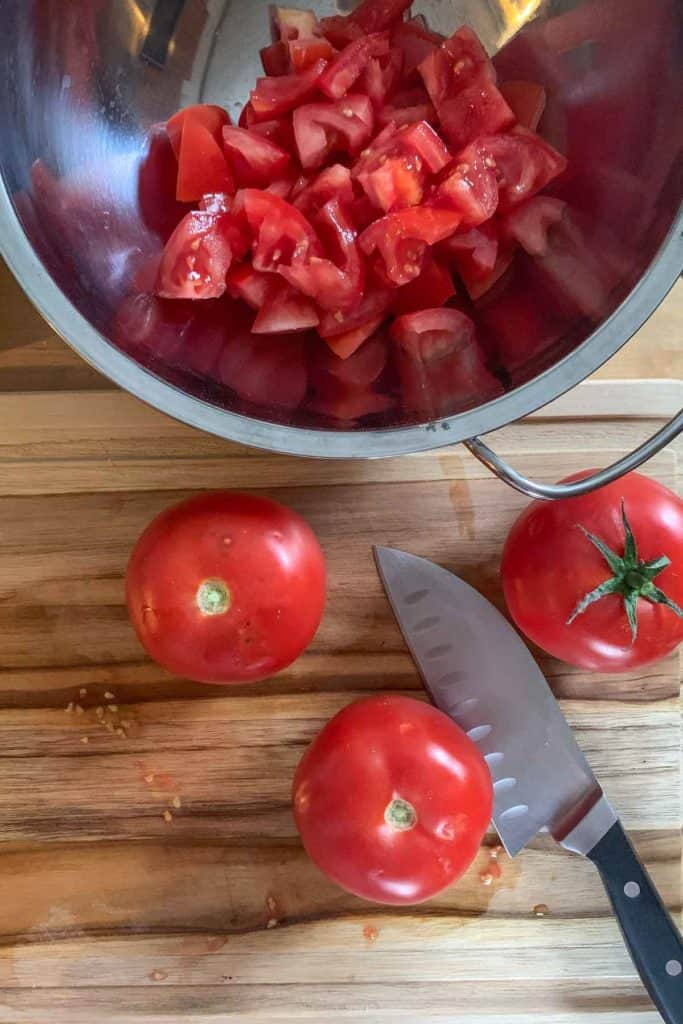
xmin=374 ymin=546 xmax=683 ymax=1024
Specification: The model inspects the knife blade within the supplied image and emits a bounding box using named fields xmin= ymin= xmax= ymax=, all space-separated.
xmin=373 ymin=544 xmax=613 ymax=857
xmin=374 ymin=546 xmax=683 ymax=1024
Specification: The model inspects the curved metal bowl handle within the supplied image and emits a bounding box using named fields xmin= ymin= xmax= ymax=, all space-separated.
xmin=464 ymin=409 xmax=683 ymax=501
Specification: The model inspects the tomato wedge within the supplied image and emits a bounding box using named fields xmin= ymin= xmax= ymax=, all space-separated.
xmin=175 ymin=117 xmax=234 ymax=203
xmin=363 ymin=48 xmax=403 ymax=109
xmin=355 ymin=121 xmax=451 ymax=213
xmin=323 ymin=315 xmax=385 ymax=359
xmin=436 ymin=77 xmax=515 ymax=151
xmin=260 ymin=41 xmax=290 ymax=76
xmin=292 ymin=164 xmax=354 ymax=217
xmin=289 ymin=36 xmax=335 ymax=72
xmin=318 ymin=32 xmax=390 ymax=100
xmin=271 ymin=5 xmax=321 ymax=41
xmin=499 ymin=80 xmax=547 ymax=131
xmin=320 ymin=0 xmax=410 ymax=49
xmin=222 ymin=126 xmax=290 ymax=188
xmin=359 ymin=206 xmax=461 ymax=285
xmin=249 ymin=59 xmax=328 ymax=120
xmin=166 ymin=104 xmax=230 ymax=160
xmin=479 ymin=127 xmax=568 ymax=211
xmin=419 ymin=26 xmax=495 ymax=107
xmin=392 ymin=308 xmax=502 ymax=418
xmin=241 ymin=188 xmax=322 ymax=271
xmin=252 ymin=282 xmax=320 ymax=334
xmin=317 ymin=282 xmax=393 ymax=338
xmin=432 ymin=142 xmax=498 ymax=226
xmin=392 ymin=252 xmax=455 ymax=315
xmin=155 ymin=211 xmax=235 ymax=300
xmin=293 ymin=94 xmax=374 ymax=170
xmin=280 ymin=197 xmax=364 ymax=312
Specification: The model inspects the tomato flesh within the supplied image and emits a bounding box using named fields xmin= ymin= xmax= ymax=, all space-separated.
xmin=155 ymin=211 xmax=235 ymax=300
xmin=126 ymin=492 xmax=326 ymax=684
xmin=250 ymin=59 xmax=328 ymax=120
xmin=222 ymin=126 xmax=290 ymax=188
xmin=319 ymin=32 xmax=391 ymax=100
xmin=360 ymin=206 xmax=461 ymax=285
xmin=293 ymin=94 xmax=374 ymax=170
xmin=293 ymin=695 xmax=493 ymax=904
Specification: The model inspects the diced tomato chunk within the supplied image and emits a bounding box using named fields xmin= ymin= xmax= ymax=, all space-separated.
xmin=392 ymin=307 xmax=502 ymax=418
xmin=436 ymin=77 xmax=514 ymax=151
xmin=318 ymin=283 xmax=393 ymax=338
xmin=392 ymin=253 xmax=455 ymax=315
xmin=166 ymin=104 xmax=230 ymax=160
xmin=137 ymin=126 xmax=188 ymax=241
xmin=289 ymin=36 xmax=335 ymax=71
xmin=252 ymin=282 xmax=320 ymax=333
xmin=175 ymin=118 xmax=234 ymax=203
xmin=323 ymin=316 xmax=385 ymax=359
xmin=363 ymin=48 xmax=403 ymax=109
xmin=360 ymin=206 xmax=461 ymax=285
xmin=155 ymin=211 xmax=234 ymax=300
xmin=314 ymin=329 xmax=388 ymax=380
xmin=222 ymin=126 xmax=290 ymax=188
xmin=501 ymin=196 xmax=566 ymax=255
xmin=319 ymin=33 xmax=390 ymax=100
xmin=378 ymin=102 xmax=437 ymax=128
xmin=479 ymin=127 xmax=568 ymax=210
xmin=280 ymin=197 xmax=364 ymax=312
xmin=499 ymin=80 xmax=547 ymax=131
xmin=432 ymin=142 xmax=498 ymax=226
xmin=391 ymin=21 xmax=440 ymax=78
xmin=226 ymin=263 xmax=278 ymax=309
xmin=242 ymin=188 xmax=322 ymax=271
xmin=355 ymin=120 xmax=451 ymax=214
xmin=292 ymin=164 xmax=354 ymax=217
xmin=249 ymin=59 xmax=328 ymax=120
xmin=419 ymin=26 xmax=495 ymax=108
xmin=293 ymin=94 xmax=374 ymax=170
xmin=261 ymin=41 xmax=290 ymax=76
xmin=353 ymin=0 xmax=413 ymax=33
xmin=319 ymin=14 xmax=365 ymax=48
xmin=399 ymin=121 xmax=452 ymax=173
xmin=466 ymin=246 xmax=515 ymax=300
xmin=247 ymin=115 xmax=297 ymax=155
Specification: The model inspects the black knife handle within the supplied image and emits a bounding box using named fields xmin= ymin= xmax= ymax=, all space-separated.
xmin=587 ymin=820 xmax=683 ymax=1023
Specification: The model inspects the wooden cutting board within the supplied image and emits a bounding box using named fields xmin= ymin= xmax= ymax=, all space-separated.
xmin=0 ymin=266 xmax=680 ymax=1023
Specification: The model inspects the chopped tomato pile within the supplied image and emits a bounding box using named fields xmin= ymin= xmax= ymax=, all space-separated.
xmin=124 ymin=1 xmax=575 ymax=424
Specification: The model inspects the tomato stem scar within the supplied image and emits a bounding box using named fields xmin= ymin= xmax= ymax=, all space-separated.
xmin=385 ymin=797 xmax=417 ymax=831
xmin=196 ymin=579 xmax=231 ymax=616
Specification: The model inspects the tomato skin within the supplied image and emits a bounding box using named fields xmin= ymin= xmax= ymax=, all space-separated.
xmin=126 ymin=492 xmax=326 ymax=685
xmin=249 ymin=59 xmax=329 ymax=120
xmin=293 ymin=695 xmax=493 ymax=904
xmin=501 ymin=472 xmax=683 ymax=673
xmin=222 ymin=126 xmax=290 ymax=188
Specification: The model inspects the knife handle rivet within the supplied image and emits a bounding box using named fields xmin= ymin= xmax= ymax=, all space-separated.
xmin=665 ymin=960 xmax=681 ymax=977
xmin=624 ymin=881 xmax=641 ymax=898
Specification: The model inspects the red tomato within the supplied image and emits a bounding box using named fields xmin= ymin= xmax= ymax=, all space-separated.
xmin=166 ymin=104 xmax=230 ymax=160
xmin=319 ymin=14 xmax=365 ymax=49
xmin=293 ymin=695 xmax=493 ymax=904
xmin=126 ymin=492 xmax=326 ymax=685
xmin=249 ymin=59 xmax=328 ymax=120
xmin=479 ymin=127 xmax=567 ymax=211
xmin=318 ymin=281 xmax=393 ymax=338
xmin=465 ymin=244 xmax=515 ymax=301
xmin=392 ymin=252 xmax=455 ymax=315
xmin=360 ymin=206 xmax=461 ymax=286
xmin=251 ymin=281 xmax=320 ymax=334
xmin=155 ymin=211 xmax=235 ymax=300
xmin=318 ymin=32 xmax=390 ymax=100
xmin=289 ymin=36 xmax=335 ymax=72
xmin=137 ymin=125 xmax=188 ymax=241
xmin=246 ymin=115 xmax=297 ymax=156
xmin=392 ymin=307 xmax=503 ymax=418
xmin=241 ymin=188 xmax=321 ymax=271
xmin=320 ymin=0 xmax=411 ymax=48
xmin=436 ymin=77 xmax=515 ymax=151
xmin=362 ymin=48 xmax=403 ymax=109
xmin=499 ymin=80 xmax=547 ymax=131
xmin=174 ymin=118 xmax=234 ymax=204
xmin=280 ymin=197 xmax=364 ymax=313
xmin=308 ymin=377 xmax=394 ymax=422
xmin=293 ymin=94 xmax=374 ymax=170
xmin=502 ymin=472 xmax=683 ymax=673
xmin=291 ymin=164 xmax=354 ymax=217
xmin=219 ymin=328 xmax=309 ymax=411
xmin=222 ymin=126 xmax=290 ymax=188
xmin=432 ymin=143 xmax=499 ymax=227
xmin=419 ymin=26 xmax=496 ymax=107
xmin=260 ymin=40 xmax=290 ymax=77
xmin=355 ymin=120 xmax=451 ymax=214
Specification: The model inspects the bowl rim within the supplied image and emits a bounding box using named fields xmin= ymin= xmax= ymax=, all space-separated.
xmin=0 ymin=180 xmax=681 ymax=458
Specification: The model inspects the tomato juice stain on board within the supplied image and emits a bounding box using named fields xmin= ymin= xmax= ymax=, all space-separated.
xmin=449 ymin=478 xmax=475 ymax=541
xmin=363 ymin=924 xmax=379 ymax=943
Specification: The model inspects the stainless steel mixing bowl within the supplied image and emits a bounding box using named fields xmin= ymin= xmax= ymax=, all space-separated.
xmin=0 ymin=0 xmax=681 ymax=494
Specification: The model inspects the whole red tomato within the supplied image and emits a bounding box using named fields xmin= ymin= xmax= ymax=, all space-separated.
xmin=292 ymin=695 xmax=493 ymax=904
xmin=126 ymin=492 xmax=326 ymax=684
xmin=502 ymin=471 xmax=683 ymax=672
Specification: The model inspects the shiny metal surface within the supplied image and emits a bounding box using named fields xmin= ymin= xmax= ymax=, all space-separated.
xmin=373 ymin=545 xmax=610 ymax=857
xmin=0 ymin=0 xmax=681 ymax=458
xmin=466 ymin=408 xmax=683 ymax=499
